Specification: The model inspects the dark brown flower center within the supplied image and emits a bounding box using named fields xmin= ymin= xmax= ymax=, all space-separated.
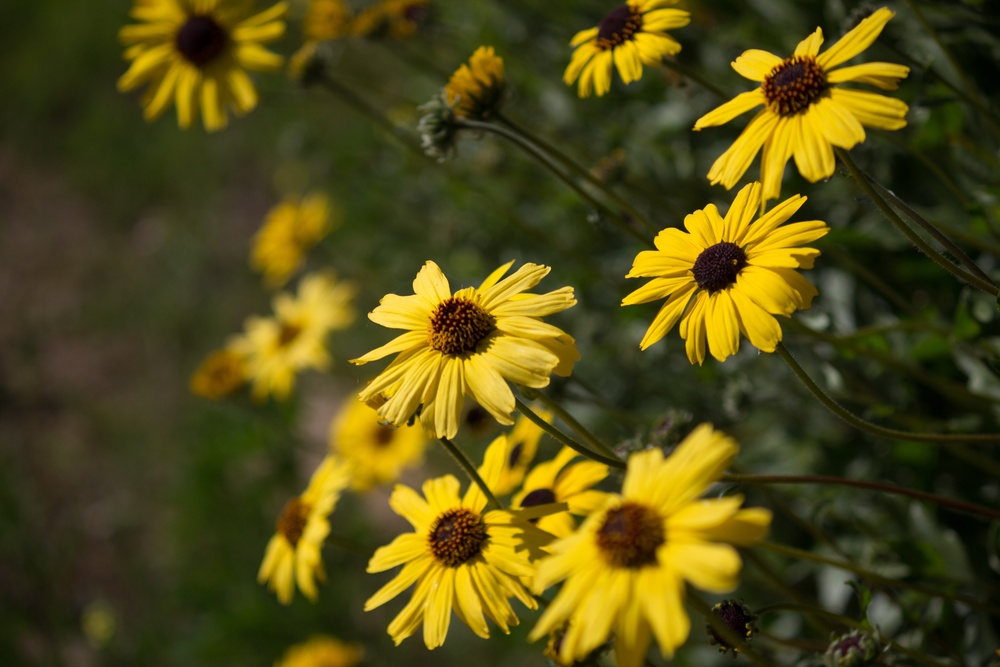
xmin=277 ymin=498 xmax=310 ymax=547
xmin=373 ymin=424 xmax=396 ymax=447
xmin=428 ymin=297 xmax=495 ymax=355
xmin=520 ymin=488 xmax=557 ymax=507
xmin=428 ymin=507 xmax=487 ymax=567
xmin=596 ymin=501 xmax=664 ymax=568
xmin=707 ymin=599 xmax=757 ymax=653
xmin=692 ymin=242 xmax=748 ymax=293
xmin=597 ymin=4 xmax=642 ymax=50
xmin=762 ymin=55 xmax=829 ymax=116
xmin=175 ymin=15 xmax=227 ymax=67
xmin=507 ymin=442 xmax=524 ymax=468
xmin=278 ymin=323 xmax=302 ymax=347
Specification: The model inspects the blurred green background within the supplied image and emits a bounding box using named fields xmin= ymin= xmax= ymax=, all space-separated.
xmin=3 ymin=0 xmax=1000 ymax=665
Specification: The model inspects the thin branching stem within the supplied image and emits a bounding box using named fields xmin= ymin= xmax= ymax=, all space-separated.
xmin=521 ymin=387 xmax=619 ymax=459
xmin=438 ymin=437 xmax=501 ymax=510
xmin=513 ymin=397 xmax=625 ymax=469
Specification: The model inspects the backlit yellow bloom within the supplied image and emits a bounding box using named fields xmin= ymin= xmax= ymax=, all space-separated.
xmin=274 ymin=635 xmax=363 ymax=667
xmin=329 ymin=395 xmax=427 ymax=492
xmin=189 ymin=347 xmax=246 ymax=399
xmin=565 ymin=0 xmax=689 ymax=98
xmin=693 ymin=7 xmax=909 ymax=200
xmin=351 ymin=261 xmax=578 ymax=439
xmin=251 ymin=193 xmax=337 ymax=288
xmin=304 ymin=0 xmax=351 ymax=41
xmin=364 ymin=440 xmax=556 ymax=648
xmin=514 ymin=447 xmax=609 ymax=539
xmin=530 ymin=424 xmax=771 ymax=667
xmin=232 ymin=272 xmax=357 ymax=400
xmin=622 ymin=182 xmax=828 ymax=364
xmin=117 ymin=0 xmax=287 ymax=131
xmin=258 ymin=456 xmax=353 ymax=604
xmin=351 ymin=0 xmax=428 ymax=40
xmin=444 ymin=46 xmax=506 ymax=120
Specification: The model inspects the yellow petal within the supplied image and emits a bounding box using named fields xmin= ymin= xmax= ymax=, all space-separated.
xmin=818 ymin=7 xmax=895 ymax=70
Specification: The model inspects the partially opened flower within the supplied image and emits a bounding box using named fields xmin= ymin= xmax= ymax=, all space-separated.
xmin=351 ymin=0 xmax=428 ymax=40
xmin=117 ymin=0 xmax=288 ymax=131
xmin=529 ymin=424 xmax=772 ymax=667
xmin=231 ymin=272 xmax=356 ymax=400
xmin=274 ymin=635 xmax=363 ymax=667
xmin=444 ymin=46 xmax=506 ymax=120
xmin=364 ymin=438 xmax=556 ymax=648
xmin=351 ymin=260 xmax=578 ymax=439
xmin=251 ymin=193 xmax=337 ymax=288
xmin=258 ymin=456 xmax=352 ymax=604
xmin=564 ymin=0 xmax=690 ymax=98
xmin=693 ymin=7 xmax=909 ymax=200
xmin=622 ymin=182 xmax=828 ymax=364
xmin=329 ymin=395 xmax=427 ymax=492
xmin=513 ymin=447 xmax=609 ymax=539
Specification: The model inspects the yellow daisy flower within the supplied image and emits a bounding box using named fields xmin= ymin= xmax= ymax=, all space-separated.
xmin=529 ymin=424 xmax=772 ymax=667
xmin=232 ymin=272 xmax=357 ymax=400
xmin=564 ymin=0 xmax=690 ymax=98
xmin=444 ymin=46 xmax=506 ymax=120
xmin=492 ymin=409 xmax=551 ymax=496
xmin=251 ymin=193 xmax=338 ymax=288
xmin=513 ymin=447 xmax=609 ymax=539
xmin=351 ymin=260 xmax=579 ymax=439
xmin=274 ymin=635 xmax=363 ymax=667
xmin=351 ymin=0 xmax=428 ymax=40
xmin=693 ymin=7 xmax=909 ymax=200
xmin=189 ymin=347 xmax=246 ymax=399
xmin=364 ymin=440 xmax=555 ymax=648
xmin=304 ymin=0 xmax=351 ymax=42
xmin=329 ymin=395 xmax=427 ymax=492
xmin=117 ymin=0 xmax=288 ymax=131
xmin=622 ymin=182 xmax=829 ymax=365
xmin=259 ymin=455 xmax=353 ymax=604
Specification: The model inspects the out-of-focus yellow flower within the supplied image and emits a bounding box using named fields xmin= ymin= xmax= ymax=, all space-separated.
xmin=231 ymin=272 xmax=356 ymax=401
xmin=189 ymin=348 xmax=247 ymax=399
xmin=274 ymin=635 xmax=363 ymax=667
xmin=329 ymin=395 xmax=427 ymax=492
xmin=513 ymin=447 xmax=609 ymax=539
xmin=490 ymin=409 xmax=551 ymax=496
xmin=258 ymin=456 xmax=352 ymax=604
xmin=251 ymin=192 xmax=338 ymax=288
xmin=351 ymin=0 xmax=428 ymax=40
xmin=304 ymin=0 xmax=351 ymax=41
xmin=117 ymin=0 xmax=287 ymax=131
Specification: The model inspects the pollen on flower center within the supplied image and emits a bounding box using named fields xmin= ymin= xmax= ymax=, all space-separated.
xmin=597 ymin=4 xmax=642 ymax=49
xmin=428 ymin=297 xmax=495 ymax=355
xmin=428 ymin=507 xmax=487 ymax=567
xmin=175 ymin=15 xmax=228 ymax=67
xmin=762 ymin=55 xmax=829 ymax=116
xmin=277 ymin=497 xmax=310 ymax=546
xmin=596 ymin=501 xmax=665 ymax=568
xmin=692 ymin=242 xmax=748 ymax=293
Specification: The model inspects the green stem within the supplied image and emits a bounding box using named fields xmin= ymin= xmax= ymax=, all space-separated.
xmin=513 ymin=397 xmax=625 ymax=469
xmin=689 ymin=594 xmax=771 ymax=667
xmin=659 ymin=58 xmax=729 ymax=100
xmin=495 ymin=113 xmax=658 ymax=234
xmin=776 ymin=341 xmax=1000 ymax=444
xmin=860 ymin=166 xmax=997 ymax=289
xmin=724 ymin=473 xmax=1000 ymax=521
xmin=438 ymin=437 xmax=501 ymax=510
xmin=759 ymin=541 xmax=1000 ymax=617
xmin=743 ymin=550 xmax=838 ymax=634
xmin=836 ymin=148 xmax=998 ymax=296
xmin=456 ymin=119 xmax=654 ymax=247
xmin=521 ymin=387 xmax=619 ymax=459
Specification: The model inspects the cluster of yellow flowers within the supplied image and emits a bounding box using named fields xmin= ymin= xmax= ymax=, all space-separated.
xmin=119 ymin=0 xmax=923 ymax=665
